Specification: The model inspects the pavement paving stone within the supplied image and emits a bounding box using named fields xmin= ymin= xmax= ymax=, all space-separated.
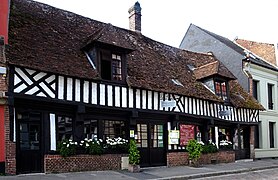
xmin=1 ymin=159 xmax=278 ymax=180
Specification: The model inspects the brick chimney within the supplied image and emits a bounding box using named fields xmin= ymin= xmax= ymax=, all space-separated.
xmin=128 ymin=2 xmax=141 ymax=32
xmin=0 ymin=0 xmax=10 ymax=44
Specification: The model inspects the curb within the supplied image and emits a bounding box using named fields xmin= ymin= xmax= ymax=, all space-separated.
xmin=154 ymin=165 xmax=278 ymax=180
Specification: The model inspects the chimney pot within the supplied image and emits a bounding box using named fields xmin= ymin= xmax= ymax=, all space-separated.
xmin=128 ymin=2 xmax=141 ymax=32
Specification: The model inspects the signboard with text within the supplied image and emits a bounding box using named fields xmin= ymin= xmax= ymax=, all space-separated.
xmin=179 ymin=124 xmax=195 ymax=146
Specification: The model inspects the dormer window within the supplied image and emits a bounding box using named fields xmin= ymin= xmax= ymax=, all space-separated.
xmin=215 ymin=80 xmax=227 ymax=100
xmin=85 ymin=47 xmax=126 ymax=82
xmin=203 ymin=78 xmax=229 ymax=100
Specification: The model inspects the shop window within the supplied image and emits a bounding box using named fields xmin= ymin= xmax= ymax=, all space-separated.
xmin=136 ymin=124 xmax=148 ymax=148
xmin=268 ymin=83 xmax=274 ymax=110
xmin=57 ymin=116 xmax=73 ymax=141
xmin=103 ymin=120 xmax=126 ymax=139
xmin=218 ymin=128 xmax=232 ymax=149
xmin=84 ymin=119 xmax=98 ymax=140
xmin=269 ymin=122 xmax=275 ymax=148
xmin=150 ymin=124 xmax=164 ymax=148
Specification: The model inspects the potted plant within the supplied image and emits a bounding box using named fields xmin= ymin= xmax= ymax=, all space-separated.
xmin=186 ymin=139 xmax=203 ymax=167
xmin=128 ymin=139 xmax=140 ymax=172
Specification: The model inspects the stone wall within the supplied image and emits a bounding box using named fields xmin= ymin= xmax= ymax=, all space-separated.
xmin=44 ymin=154 xmax=127 ymax=173
xmin=167 ymin=151 xmax=235 ymax=167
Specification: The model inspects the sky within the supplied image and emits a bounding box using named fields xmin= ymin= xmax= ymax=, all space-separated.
xmin=34 ymin=0 xmax=278 ymax=48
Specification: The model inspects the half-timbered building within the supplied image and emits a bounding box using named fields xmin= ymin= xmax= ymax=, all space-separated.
xmin=2 ymin=0 xmax=263 ymax=174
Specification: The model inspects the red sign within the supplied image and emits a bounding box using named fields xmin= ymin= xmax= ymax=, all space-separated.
xmin=179 ymin=124 xmax=195 ymax=146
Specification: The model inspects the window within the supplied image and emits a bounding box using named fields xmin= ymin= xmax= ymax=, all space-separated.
xmin=252 ymin=80 xmax=259 ymax=100
xmin=215 ymin=80 xmax=227 ymax=100
xmin=255 ymin=123 xmax=260 ymax=148
xmin=84 ymin=119 xmax=98 ymax=140
xmin=269 ymin=122 xmax=275 ymax=148
xmin=103 ymin=120 xmax=126 ymax=139
xmin=57 ymin=116 xmax=73 ymax=141
xmin=100 ymin=50 xmax=123 ymax=81
xmin=136 ymin=124 xmax=148 ymax=148
xmin=268 ymin=83 xmax=274 ymax=110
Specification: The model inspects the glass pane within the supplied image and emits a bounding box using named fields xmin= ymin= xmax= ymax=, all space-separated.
xmin=158 ymin=140 xmax=164 ymax=147
xmin=141 ymin=124 xmax=147 ymax=131
xmin=152 ymin=140 xmax=157 ymax=147
xmin=142 ymin=140 xmax=148 ymax=147
xmin=142 ymin=132 xmax=147 ymax=139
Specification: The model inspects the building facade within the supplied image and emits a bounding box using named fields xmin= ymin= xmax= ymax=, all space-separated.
xmin=1 ymin=0 xmax=263 ymax=174
xmin=180 ymin=24 xmax=278 ymax=159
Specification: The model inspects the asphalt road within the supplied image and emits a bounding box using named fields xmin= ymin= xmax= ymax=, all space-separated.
xmin=196 ymin=167 xmax=278 ymax=180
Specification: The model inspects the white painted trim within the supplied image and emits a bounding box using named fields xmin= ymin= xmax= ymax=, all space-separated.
xmin=99 ymin=84 xmax=105 ymax=105
xmin=83 ymin=81 xmax=89 ymax=103
xmin=122 ymin=87 xmax=127 ymax=108
xmin=33 ymin=72 xmax=46 ymax=81
xmin=66 ymin=78 xmax=73 ymax=101
xmin=58 ymin=76 xmax=64 ymax=100
xmin=115 ymin=86 xmax=120 ymax=107
xmin=50 ymin=113 xmax=56 ymax=151
xmin=91 ymin=82 xmax=97 ymax=104
xmin=75 ymin=79 xmax=81 ymax=102
xmin=107 ymin=85 xmax=113 ymax=106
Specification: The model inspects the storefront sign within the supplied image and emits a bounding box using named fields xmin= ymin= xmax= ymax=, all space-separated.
xmin=130 ymin=130 xmax=135 ymax=138
xmin=219 ymin=110 xmax=231 ymax=116
xmin=168 ymin=130 xmax=179 ymax=144
xmin=180 ymin=124 xmax=195 ymax=146
xmin=161 ymin=100 xmax=176 ymax=108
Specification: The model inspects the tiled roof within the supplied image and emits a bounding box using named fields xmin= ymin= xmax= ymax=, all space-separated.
xmin=6 ymin=0 xmax=262 ymax=109
xmin=235 ymin=39 xmax=277 ymax=66
xmin=194 ymin=25 xmax=278 ymax=72
xmin=193 ymin=59 xmax=236 ymax=80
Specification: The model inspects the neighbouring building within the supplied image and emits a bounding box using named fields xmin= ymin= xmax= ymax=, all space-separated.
xmin=0 ymin=0 xmax=10 ymax=174
xmin=180 ymin=24 xmax=278 ymax=159
xmin=2 ymin=0 xmax=263 ymax=174
xmin=235 ymin=39 xmax=278 ymax=158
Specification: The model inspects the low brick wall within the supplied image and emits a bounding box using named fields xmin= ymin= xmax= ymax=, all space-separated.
xmin=167 ymin=151 xmax=235 ymax=167
xmin=44 ymin=154 xmax=127 ymax=173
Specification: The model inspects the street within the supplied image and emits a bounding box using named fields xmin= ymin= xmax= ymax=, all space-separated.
xmin=197 ymin=168 xmax=278 ymax=180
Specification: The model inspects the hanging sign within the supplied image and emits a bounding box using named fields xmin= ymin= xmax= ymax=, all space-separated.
xmin=161 ymin=100 xmax=176 ymax=108
xmin=179 ymin=124 xmax=195 ymax=146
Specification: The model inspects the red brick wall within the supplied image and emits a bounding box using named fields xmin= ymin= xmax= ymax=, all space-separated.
xmin=167 ymin=151 xmax=235 ymax=167
xmin=250 ymin=126 xmax=255 ymax=159
xmin=0 ymin=0 xmax=10 ymax=44
xmin=0 ymin=106 xmax=5 ymax=163
xmin=44 ymin=154 xmax=127 ymax=173
xmin=4 ymin=106 xmax=15 ymax=175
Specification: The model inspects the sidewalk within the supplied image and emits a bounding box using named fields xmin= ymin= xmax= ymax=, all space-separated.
xmin=1 ymin=159 xmax=278 ymax=179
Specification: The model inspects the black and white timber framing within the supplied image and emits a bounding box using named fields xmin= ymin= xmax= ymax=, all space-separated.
xmin=12 ymin=67 xmax=259 ymax=123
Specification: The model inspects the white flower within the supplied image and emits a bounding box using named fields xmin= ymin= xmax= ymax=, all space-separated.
xmin=84 ymin=138 xmax=88 ymax=141
xmin=74 ymin=142 xmax=77 ymax=145
xmin=69 ymin=139 xmax=72 ymax=142
xmin=67 ymin=144 xmax=69 ymax=147
xmin=63 ymin=142 xmax=66 ymax=145
xmin=86 ymin=143 xmax=89 ymax=147
xmin=99 ymin=139 xmax=103 ymax=142
xmin=197 ymin=141 xmax=204 ymax=145
xmin=81 ymin=140 xmax=84 ymax=143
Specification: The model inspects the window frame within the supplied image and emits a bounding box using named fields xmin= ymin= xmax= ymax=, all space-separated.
xmin=252 ymin=80 xmax=259 ymax=101
xmin=267 ymin=83 xmax=274 ymax=110
xmin=214 ymin=78 xmax=229 ymax=100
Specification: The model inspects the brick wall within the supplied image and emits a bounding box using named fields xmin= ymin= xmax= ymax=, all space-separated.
xmin=4 ymin=106 xmax=15 ymax=175
xmin=167 ymin=151 xmax=235 ymax=167
xmin=44 ymin=154 xmax=127 ymax=173
xmin=250 ymin=126 xmax=255 ymax=159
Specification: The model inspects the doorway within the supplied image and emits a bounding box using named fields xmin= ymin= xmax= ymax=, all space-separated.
xmin=135 ymin=121 xmax=166 ymax=167
xmin=234 ymin=126 xmax=250 ymax=160
xmin=16 ymin=112 xmax=42 ymax=174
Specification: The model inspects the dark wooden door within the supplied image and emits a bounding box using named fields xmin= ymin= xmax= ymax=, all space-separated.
xmin=16 ymin=112 xmax=42 ymax=174
xmin=235 ymin=127 xmax=250 ymax=160
xmin=136 ymin=122 xmax=166 ymax=167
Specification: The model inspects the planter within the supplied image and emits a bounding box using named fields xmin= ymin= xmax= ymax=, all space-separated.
xmin=128 ymin=164 xmax=140 ymax=173
xmin=189 ymin=160 xmax=200 ymax=167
